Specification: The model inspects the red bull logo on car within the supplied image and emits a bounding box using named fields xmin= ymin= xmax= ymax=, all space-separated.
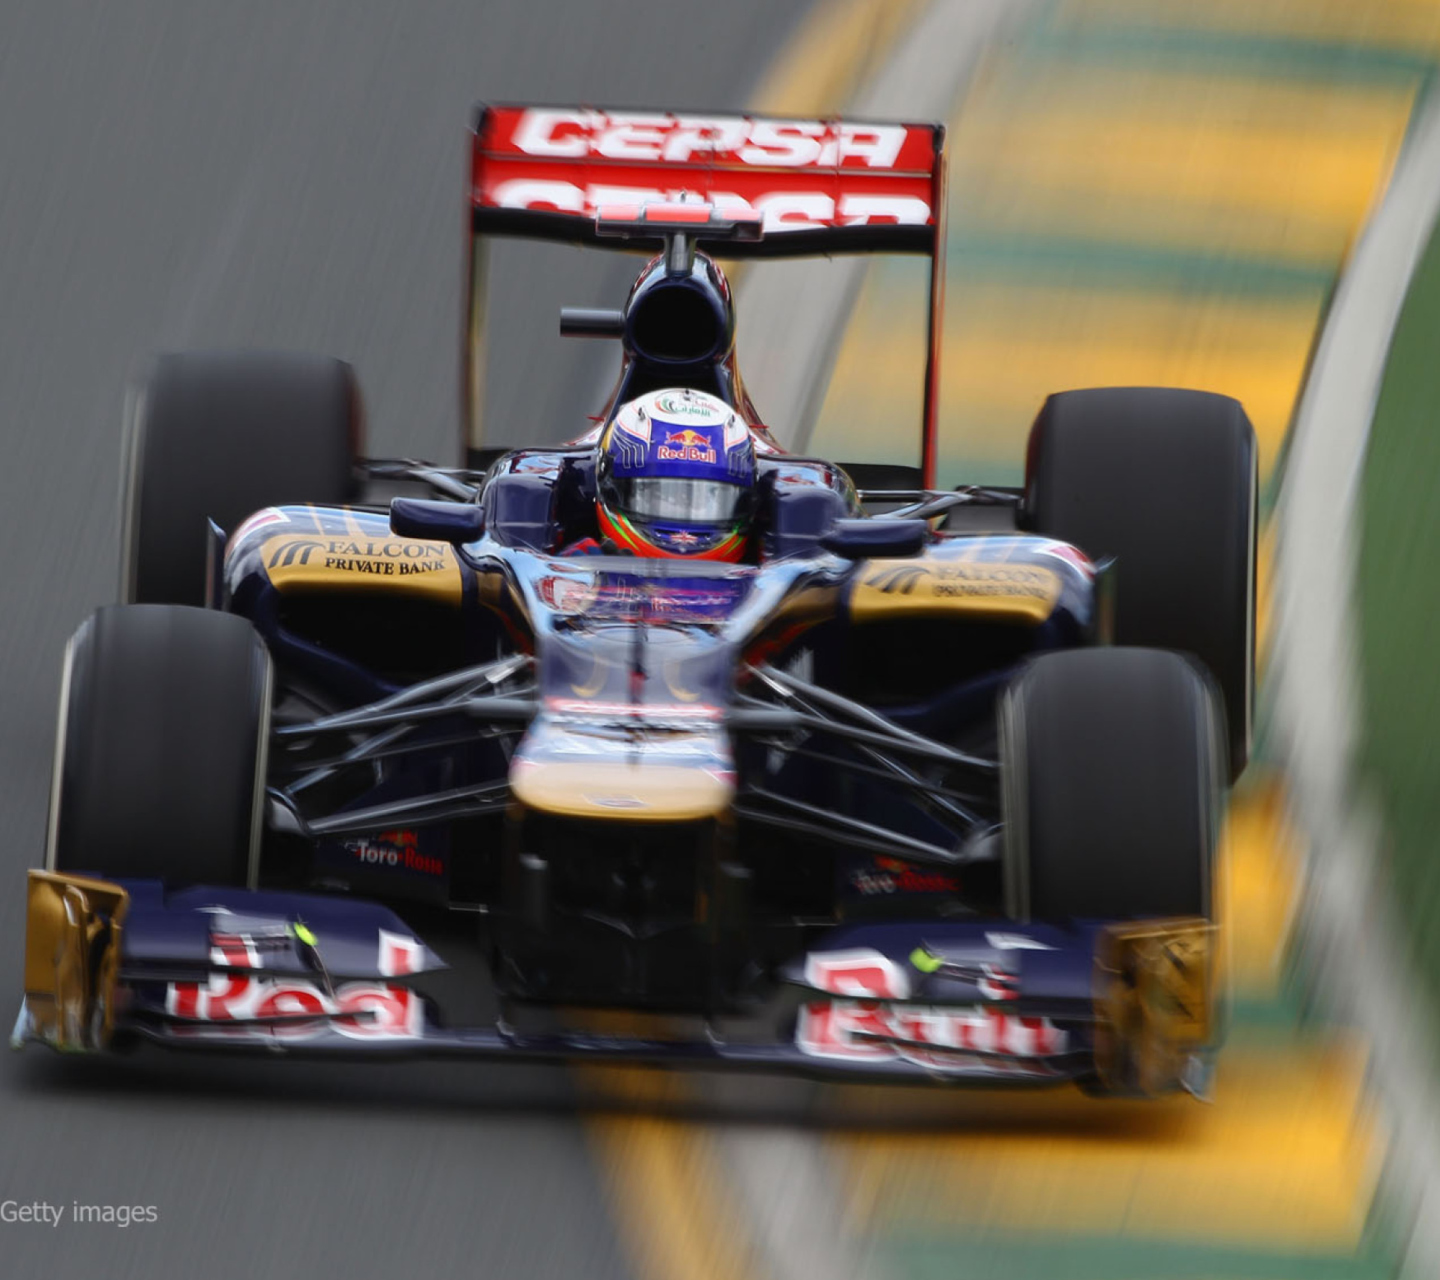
xmin=656 ymin=428 xmax=717 ymax=463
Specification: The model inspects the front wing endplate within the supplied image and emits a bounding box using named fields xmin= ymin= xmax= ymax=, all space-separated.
xmin=22 ymin=870 xmax=130 ymax=1053
xmin=1093 ymin=917 xmax=1215 ymax=1096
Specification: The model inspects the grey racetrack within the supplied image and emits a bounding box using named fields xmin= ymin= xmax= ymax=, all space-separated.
xmin=0 ymin=4 xmax=808 ymax=1276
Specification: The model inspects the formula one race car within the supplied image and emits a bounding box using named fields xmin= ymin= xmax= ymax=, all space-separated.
xmin=17 ymin=105 xmax=1255 ymax=1097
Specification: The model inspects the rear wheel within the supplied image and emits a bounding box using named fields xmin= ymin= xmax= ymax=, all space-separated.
xmin=121 ymin=351 xmax=361 ymax=605
xmin=48 ymin=605 xmax=271 ymax=886
xmin=999 ymin=647 xmax=1222 ymax=922
xmin=1025 ymin=386 xmax=1255 ymax=779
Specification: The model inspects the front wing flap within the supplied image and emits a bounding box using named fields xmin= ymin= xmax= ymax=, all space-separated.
xmin=15 ymin=872 xmax=1213 ymax=1094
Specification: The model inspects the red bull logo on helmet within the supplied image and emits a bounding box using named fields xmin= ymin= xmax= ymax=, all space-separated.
xmin=657 ymin=427 xmax=717 ymax=464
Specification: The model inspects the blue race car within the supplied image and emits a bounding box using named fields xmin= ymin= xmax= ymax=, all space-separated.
xmin=18 ymin=105 xmax=1254 ymax=1096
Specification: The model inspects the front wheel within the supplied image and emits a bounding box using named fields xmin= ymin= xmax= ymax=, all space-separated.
xmin=48 ymin=605 xmax=272 ymax=886
xmin=999 ymin=646 xmax=1223 ymax=922
xmin=1000 ymin=646 xmax=1224 ymax=1096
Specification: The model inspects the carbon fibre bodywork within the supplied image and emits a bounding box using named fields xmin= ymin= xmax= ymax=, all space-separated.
xmin=18 ymin=475 xmax=1170 ymax=1086
xmin=17 ymin=104 xmax=1225 ymax=1094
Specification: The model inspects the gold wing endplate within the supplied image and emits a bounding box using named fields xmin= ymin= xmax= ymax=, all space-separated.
xmin=22 ymin=870 xmax=130 ymax=1053
xmin=1093 ymin=917 xmax=1215 ymax=1096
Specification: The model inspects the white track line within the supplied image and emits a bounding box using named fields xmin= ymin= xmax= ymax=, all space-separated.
xmin=737 ymin=0 xmax=1032 ymax=454
xmin=1272 ymin=86 xmax=1440 ymax=1280
xmin=716 ymin=6 xmax=1034 ymax=1280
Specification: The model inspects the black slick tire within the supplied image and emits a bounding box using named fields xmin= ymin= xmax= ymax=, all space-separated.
xmin=999 ymin=647 xmax=1223 ymax=922
xmin=47 ymin=605 xmax=272 ymax=887
xmin=120 ymin=351 xmax=361 ymax=606
xmin=1025 ymin=386 xmax=1256 ymax=780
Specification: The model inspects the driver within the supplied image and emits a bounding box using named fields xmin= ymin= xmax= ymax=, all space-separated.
xmin=577 ymin=387 xmax=757 ymax=561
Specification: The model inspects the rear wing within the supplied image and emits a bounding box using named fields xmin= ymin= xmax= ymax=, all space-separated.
xmin=464 ymin=105 xmax=948 ymax=480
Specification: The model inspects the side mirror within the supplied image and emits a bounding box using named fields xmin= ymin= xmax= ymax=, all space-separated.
xmin=390 ymin=497 xmax=485 ymax=544
xmin=820 ymin=518 xmax=929 ymax=560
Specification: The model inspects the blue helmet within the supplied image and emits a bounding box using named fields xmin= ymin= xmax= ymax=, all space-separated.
xmin=596 ymin=388 xmax=756 ymax=560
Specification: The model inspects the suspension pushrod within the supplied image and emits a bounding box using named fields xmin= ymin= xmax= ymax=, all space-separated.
xmin=758 ymin=742 xmax=989 ymax=821
xmin=746 ymin=665 xmax=997 ymax=773
xmin=277 ymin=693 xmax=537 ymax=738
xmin=275 ymin=654 xmax=530 ymax=737
xmin=729 ymin=703 xmax=995 ymax=773
xmin=738 ymin=788 xmax=981 ymax=866
xmin=303 ymin=781 xmax=512 ymax=836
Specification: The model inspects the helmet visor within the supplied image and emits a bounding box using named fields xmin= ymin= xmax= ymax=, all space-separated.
xmin=616 ymin=476 xmax=744 ymax=526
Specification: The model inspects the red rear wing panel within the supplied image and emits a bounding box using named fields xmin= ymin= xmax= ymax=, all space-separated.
xmin=471 ymin=104 xmax=944 ymax=256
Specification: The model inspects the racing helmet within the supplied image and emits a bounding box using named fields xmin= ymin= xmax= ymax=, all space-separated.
xmin=595 ymin=388 xmax=756 ymax=561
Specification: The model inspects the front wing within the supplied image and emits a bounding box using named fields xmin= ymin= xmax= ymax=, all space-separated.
xmin=15 ymin=871 xmax=1214 ymax=1096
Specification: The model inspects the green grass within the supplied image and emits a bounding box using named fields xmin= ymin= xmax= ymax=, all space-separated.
xmin=1356 ymin=205 xmax=1440 ymax=1035
xmin=877 ymin=1232 xmax=1397 ymax=1280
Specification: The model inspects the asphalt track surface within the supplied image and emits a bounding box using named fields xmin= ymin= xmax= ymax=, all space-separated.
xmin=0 ymin=4 xmax=810 ymax=1277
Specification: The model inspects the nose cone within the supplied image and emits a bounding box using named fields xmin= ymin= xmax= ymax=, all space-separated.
xmin=509 ymin=686 xmax=736 ymax=822
xmin=510 ymin=757 xmax=734 ymax=822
